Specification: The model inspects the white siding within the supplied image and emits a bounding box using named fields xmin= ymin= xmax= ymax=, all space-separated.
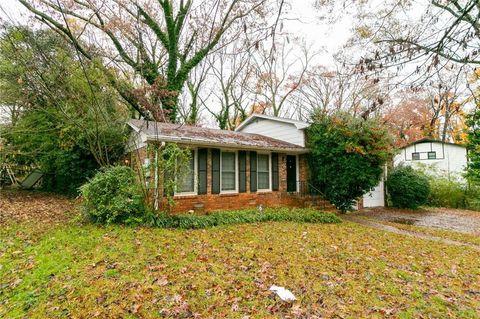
xmin=363 ymin=178 xmax=385 ymax=208
xmin=394 ymin=142 xmax=467 ymax=178
xmin=237 ymin=118 xmax=305 ymax=146
xmin=362 ymin=141 xmax=467 ymax=208
xmin=126 ymin=131 xmax=147 ymax=152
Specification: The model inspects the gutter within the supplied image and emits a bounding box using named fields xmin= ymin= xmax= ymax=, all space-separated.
xmin=145 ymin=135 xmax=310 ymax=154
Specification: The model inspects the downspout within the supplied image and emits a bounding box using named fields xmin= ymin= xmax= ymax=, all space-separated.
xmin=154 ymin=141 xmax=166 ymax=211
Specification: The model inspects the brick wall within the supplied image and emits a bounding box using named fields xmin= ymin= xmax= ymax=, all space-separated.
xmin=130 ymin=145 xmax=335 ymax=213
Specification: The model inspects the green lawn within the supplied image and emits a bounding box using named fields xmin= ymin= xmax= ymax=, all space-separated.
xmin=0 ymin=196 xmax=479 ymax=318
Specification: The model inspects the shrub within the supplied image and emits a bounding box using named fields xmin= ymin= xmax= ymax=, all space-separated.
xmin=426 ymin=176 xmax=466 ymax=208
xmin=465 ymin=183 xmax=480 ymax=211
xmin=80 ymin=166 xmax=145 ymax=224
xmin=307 ymin=112 xmax=394 ymax=212
xmin=386 ymin=166 xmax=430 ymax=209
xmin=145 ymin=207 xmax=341 ymax=229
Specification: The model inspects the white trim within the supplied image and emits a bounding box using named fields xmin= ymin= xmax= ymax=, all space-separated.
xmin=235 ymin=113 xmax=310 ymax=131
xmin=220 ymin=150 xmax=238 ymax=194
xmin=256 ymin=152 xmax=272 ymax=192
xmin=174 ymin=148 xmax=198 ymax=196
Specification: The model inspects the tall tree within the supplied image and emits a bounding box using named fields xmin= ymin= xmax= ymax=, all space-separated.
xmin=18 ymin=0 xmax=278 ymax=122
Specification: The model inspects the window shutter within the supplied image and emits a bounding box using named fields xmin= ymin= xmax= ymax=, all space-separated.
xmin=211 ymin=149 xmax=220 ymax=194
xmin=238 ymin=151 xmax=247 ymax=192
xmin=272 ymin=153 xmax=279 ymax=191
xmin=250 ymin=151 xmax=257 ymax=192
xmin=198 ymin=148 xmax=207 ymax=194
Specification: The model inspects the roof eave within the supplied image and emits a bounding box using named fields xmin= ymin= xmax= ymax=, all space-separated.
xmin=145 ymin=135 xmax=309 ymax=154
xmin=401 ymin=138 xmax=466 ymax=149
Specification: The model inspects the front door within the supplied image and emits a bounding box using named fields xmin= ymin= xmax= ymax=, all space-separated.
xmin=286 ymin=155 xmax=297 ymax=192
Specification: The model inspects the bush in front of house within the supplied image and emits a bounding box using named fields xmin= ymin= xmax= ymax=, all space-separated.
xmin=307 ymin=112 xmax=395 ymax=212
xmin=80 ymin=166 xmax=145 ymax=224
xmin=427 ymin=176 xmax=480 ymax=211
xmin=386 ymin=165 xmax=430 ymax=209
xmin=145 ymin=207 xmax=341 ymax=229
xmin=465 ymin=183 xmax=480 ymax=211
xmin=425 ymin=175 xmax=466 ymax=209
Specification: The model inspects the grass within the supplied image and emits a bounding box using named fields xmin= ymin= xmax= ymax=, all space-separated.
xmin=1 ymin=193 xmax=479 ymax=318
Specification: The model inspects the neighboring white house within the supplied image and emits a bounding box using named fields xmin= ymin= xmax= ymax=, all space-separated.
xmin=362 ymin=175 xmax=386 ymax=208
xmin=394 ymin=138 xmax=468 ymax=178
xmin=362 ymin=138 xmax=468 ymax=208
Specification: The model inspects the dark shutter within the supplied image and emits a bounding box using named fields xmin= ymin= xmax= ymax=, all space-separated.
xmin=250 ymin=151 xmax=257 ymax=192
xmin=238 ymin=151 xmax=247 ymax=192
xmin=272 ymin=152 xmax=279 ymax=191
xmin=211 ymin=149 xmax=220 ymax=194
xmin=198 ymin=148 xmax=207 ymax=194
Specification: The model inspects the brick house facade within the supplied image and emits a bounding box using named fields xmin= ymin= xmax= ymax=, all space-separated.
xmin=127 ymin=117 xmax=334 ymax=214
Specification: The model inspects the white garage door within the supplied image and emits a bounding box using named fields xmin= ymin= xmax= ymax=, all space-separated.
xmin=363 ymin=179 xmax=385 ymax=207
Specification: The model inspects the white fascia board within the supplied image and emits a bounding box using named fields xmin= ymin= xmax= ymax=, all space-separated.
xmin=235 ymin=114 xmax=310 ymax=132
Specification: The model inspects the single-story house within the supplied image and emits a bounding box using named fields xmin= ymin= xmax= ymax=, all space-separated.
xmin=127 ymin=114 xmax=334 ymax=213
xmin=362 ymin=138 xmax=468 ymax=208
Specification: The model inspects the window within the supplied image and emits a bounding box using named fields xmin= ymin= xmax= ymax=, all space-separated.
xmin=428 ymin=151 xmax=436 ymax=159
xmin=257 ymin=154 xmax=270 ymax=190
xmin=176 ymin=150 xmax=195 ymax=194
xmin=221 ymin=151 xmax=236 ymax=191
xmin=412 ymin=152 xmax=420 ymax=160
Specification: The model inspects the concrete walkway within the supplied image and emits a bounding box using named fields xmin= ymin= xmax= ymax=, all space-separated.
xmin=343 ymin=215 xmax=480 ymax=252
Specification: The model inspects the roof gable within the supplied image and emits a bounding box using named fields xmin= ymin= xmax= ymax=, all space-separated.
xmin=235 ymin=114 xmax=310 ymax=131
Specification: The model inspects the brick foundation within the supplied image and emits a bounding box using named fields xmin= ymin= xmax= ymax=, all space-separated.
xmin=168 ymin=191 xmax=335 ymax=214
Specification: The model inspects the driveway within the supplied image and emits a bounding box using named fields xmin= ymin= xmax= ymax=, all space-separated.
xmin=352 ymin=207 xmax=480 ymax=235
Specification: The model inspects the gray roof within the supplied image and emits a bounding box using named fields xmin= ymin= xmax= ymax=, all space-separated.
xmin=402 ymin=137 xmax=467 ymax=149
xmin=128 ymin=119 xmax=308 ymax=153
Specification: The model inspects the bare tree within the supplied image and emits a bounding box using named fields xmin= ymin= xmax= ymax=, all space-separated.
xmin=202 ymin=45 xmax=254 ymax=130
xmin=382 ymin=66 xmax=470 ymax=145
xmin=177 ymin=59 xmax=210 ymax=125
xmin=18 ymin=0 xmax=279 ymax=122
xmin=377 ymin=1 xmax=480 ymax=66
xmin=250 ymin=39 xmax=312 ymax=117
xmin=425 ymin=67 xmax=468 ymax=142
xmin=294 ymin=62 xmax=391 ymax=119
